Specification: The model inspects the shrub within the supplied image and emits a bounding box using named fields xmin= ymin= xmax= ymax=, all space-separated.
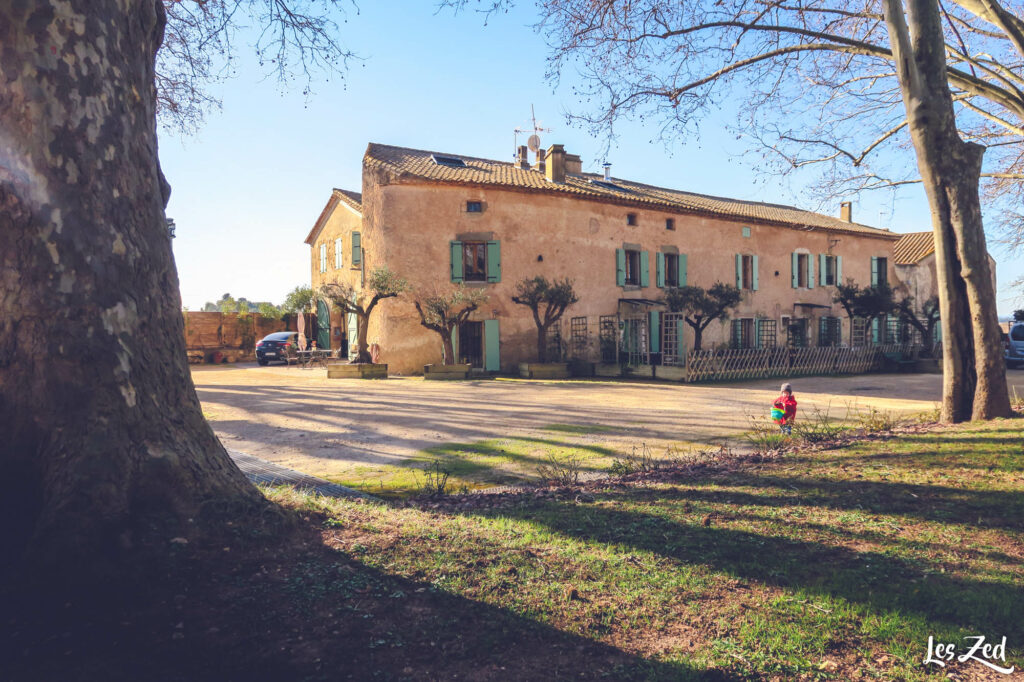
xmin=745 ymin=416 xmax=791 ymax=453
xmin=854 ymin=405 xmax=900 ymax=432
xmin=418 ymin=460 xmax=451 ymax=496
xmin=792 ymin=404 xmax=844 ymax=444
xmin=536 ymin=452 xmax=584 ymax=486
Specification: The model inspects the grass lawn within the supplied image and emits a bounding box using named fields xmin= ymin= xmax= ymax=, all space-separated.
xmin=328 ymin=428 xmax=646 ymax=497
xmin=300 ymin=418 xmax=1024 ymax=679
xmin=6 ymin=418 xmax=1021 ymax=681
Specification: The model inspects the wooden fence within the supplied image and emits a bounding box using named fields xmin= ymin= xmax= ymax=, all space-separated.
xmin=680 ymin=343 xmax=915 ymax=382
xmin=562 ymin=313 xmax=927 ymax=382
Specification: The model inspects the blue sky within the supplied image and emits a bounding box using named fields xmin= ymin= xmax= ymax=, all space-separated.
xmin=159 ymin=2 xmax=1023 ymax=317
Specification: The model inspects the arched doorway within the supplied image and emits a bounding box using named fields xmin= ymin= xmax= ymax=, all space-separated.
xmin=316 ymin=299 xmax=331 ymax=350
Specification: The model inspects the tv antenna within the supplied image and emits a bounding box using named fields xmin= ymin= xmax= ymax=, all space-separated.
xmin=513 ymin=104 xmax=553 ymax=159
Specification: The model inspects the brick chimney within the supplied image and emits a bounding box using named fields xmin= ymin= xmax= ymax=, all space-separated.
xmin=545 ymin=144 xmax=566 ymax=183
xmin=565 ymin=153 xmax=582 ymax=175
xmin=534 ymin=148 xmax=546 ymax=173
xmin=839 ymin=201 xmax=852 ymax=222
xmin=516 ymin=145 xmax=530 ymax=169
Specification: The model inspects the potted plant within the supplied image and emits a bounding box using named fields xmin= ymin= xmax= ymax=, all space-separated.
xmin=511 ymin=276 xmax=579 ymax=379
xmin=414 ymin=285 xmax=488 ymax=380
xmin=317 ymin=267 xmax=408 ymax=379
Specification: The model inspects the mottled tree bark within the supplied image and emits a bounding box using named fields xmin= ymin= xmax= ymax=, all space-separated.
xmin=884 ymin=0 xmax=1012 ymax=421
xmin=0 ymin=1 xmax=260 ymax=570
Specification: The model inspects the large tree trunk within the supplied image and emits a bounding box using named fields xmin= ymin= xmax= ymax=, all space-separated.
xmin=442 ymin=329 xmax=456 ymax=365
xmin=355 ymin=312 xmax=372 ymax=363
xmin=884 ymin=0 xmax=1012 ymax=422
xmin=0 ymin=0 xmax=260 ymax=571
xmin=537 ymin=326 xmax=548 ymax=363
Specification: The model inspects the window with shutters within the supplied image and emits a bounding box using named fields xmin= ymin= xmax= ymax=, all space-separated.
xmin=822 ymin=255 xmax=837 ymax=286
xmin=451 ymin=239 xmax=500 ymax=283
xmin=351 ymin=232 xmax=361 ymax=265
xmin=787 ymin=318 xmax=808 ymax=347
xmin=739 ymin=254 xmax=755 ymax=290
xmin=664 ymin=253 xmax=680 ymax=287
xmin=731 ymin=318 xmax=755 ymax=349
xmin=334 ymin=238 xmax=343 ymax=269
xmin=463 ymin=242 xmax=488 ymax=282
xmin=796 ymin=253 xmax=809 ymax=287
xmin=818 ymin=317 xmax=841 ymax=347
xmin=624 ymin=249 xmax=641 ymax=285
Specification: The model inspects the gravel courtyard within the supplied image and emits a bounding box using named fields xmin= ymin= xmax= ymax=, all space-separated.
xmin=190 ymin=364 xmax=1007 ymax=491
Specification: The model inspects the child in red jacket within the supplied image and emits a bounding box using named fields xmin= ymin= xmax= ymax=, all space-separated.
xmin=772 ymin=383 xmax=798 ymax=435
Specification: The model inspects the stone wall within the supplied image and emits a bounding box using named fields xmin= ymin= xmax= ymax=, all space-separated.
xmin=183 ymin=312 xmax=293 ymax=362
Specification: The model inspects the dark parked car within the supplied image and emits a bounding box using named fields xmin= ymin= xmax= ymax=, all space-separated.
xmin=255 ymin=331 xmax=299 ymax=366
xmin=1006 ymin=323 xmax=1024 ymax=369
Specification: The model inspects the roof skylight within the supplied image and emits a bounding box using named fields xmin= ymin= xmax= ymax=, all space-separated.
xmin=431 ymin=154 xmax=467 ymax=168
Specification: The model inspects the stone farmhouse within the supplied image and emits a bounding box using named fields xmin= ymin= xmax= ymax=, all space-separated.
xmin=306 ymin=142 xmax=930 ymax=375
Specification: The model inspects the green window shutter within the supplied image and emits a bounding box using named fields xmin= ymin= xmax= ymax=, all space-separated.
xmin=871 ymin=317 xmax=880 ymax=344
xmin=791 ymin=252 xmax=799 ymax=288
xmin=837 ymin=255 xmax=843 ymax=283
xmin=656 ymin=252 xmax=665 ymax=288
xmin=730 ymin=320 xmax=741 ymax=348
xmin=351 ymin=232 xmax=362 ymax=265
xmin=870 ymin=256 xmax=879 ymax=286
xmin=754 ymin=318 xmax=762 ymax=348
xmin=752 ymin=255 xmax=759 ymax=291
xmin=650 ymin=311 xmax=661 ymax=353
xmin=679 ymin=253 xmax=687 ymax=286
xmin=640 ymin=251 xmax=650 ymax=287
xmin=808 ymin=254 xmax=816 ymax=289
xmin=616 ymin=248 xmax=626 ymax=286
xmin=735 ymin=254 xmax=743 ymax=288
xmin=484 ymin=319 xmax=500 ymax=371
xmin=819 ymin=254 xmax=826 ymax=285
xmin=450 ymin=240 xmax=464 ymax=283
xmin=486 ymin=240 xmax=501 ymax=283
xmin=451 ymin=327 xmax=459 ymax=363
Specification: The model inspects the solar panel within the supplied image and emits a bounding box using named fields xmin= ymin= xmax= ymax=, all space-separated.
xmin=431 ymin=154 xmax=467 ymax=168
xmin=589 ymin=179 xmax=630 ymax=193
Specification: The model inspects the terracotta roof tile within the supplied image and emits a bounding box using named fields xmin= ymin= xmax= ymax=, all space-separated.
xmin=893 ymin=231 xmax=935 ymax=264
xmin=333 ymin=188 xmax=362 ymax=214
xmin=364 ymin=143 xmax=899 ymax=239
xmin=305 ymin=188 xmax=362 ymax=245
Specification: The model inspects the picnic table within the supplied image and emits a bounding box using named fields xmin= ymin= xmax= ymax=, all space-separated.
xmin=296 ymin=349 xmax=334 ymax=369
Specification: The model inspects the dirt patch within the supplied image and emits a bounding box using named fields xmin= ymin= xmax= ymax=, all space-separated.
xmin=193 ymin=364 xmax=942 ymax=486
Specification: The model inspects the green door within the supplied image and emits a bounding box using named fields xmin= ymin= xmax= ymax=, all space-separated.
xmin=484 ymin=319 xmax=500 ymax=372
xmin=316 ymin=299 xmax=331 ymax=350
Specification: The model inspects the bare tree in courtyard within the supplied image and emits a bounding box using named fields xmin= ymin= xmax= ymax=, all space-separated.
xmin=319 ymin=268 xmax=409 ymax=363
xmin=0 ymin=0 xmax=355 ymax=570
xmin=450 ymin=0 xmax=1018 ymax=421
xmin=662 ymin=283 xmax=743 ymax=351
xmin=834 ymin=280 xmax=897 ymax=343
xmin=896 ymin=294 xmax=942 ymax=348
xmin=414 ymin=286 xmax=490 ymax=365
xmin=512 ymin=277 xmax=580 ymax=362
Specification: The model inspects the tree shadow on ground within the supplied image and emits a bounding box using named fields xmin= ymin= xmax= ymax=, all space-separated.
xmin=1 ymin=510 xmax=717 ymax=682
xmin=453 ymin=489 xmax=1024 ymax=642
